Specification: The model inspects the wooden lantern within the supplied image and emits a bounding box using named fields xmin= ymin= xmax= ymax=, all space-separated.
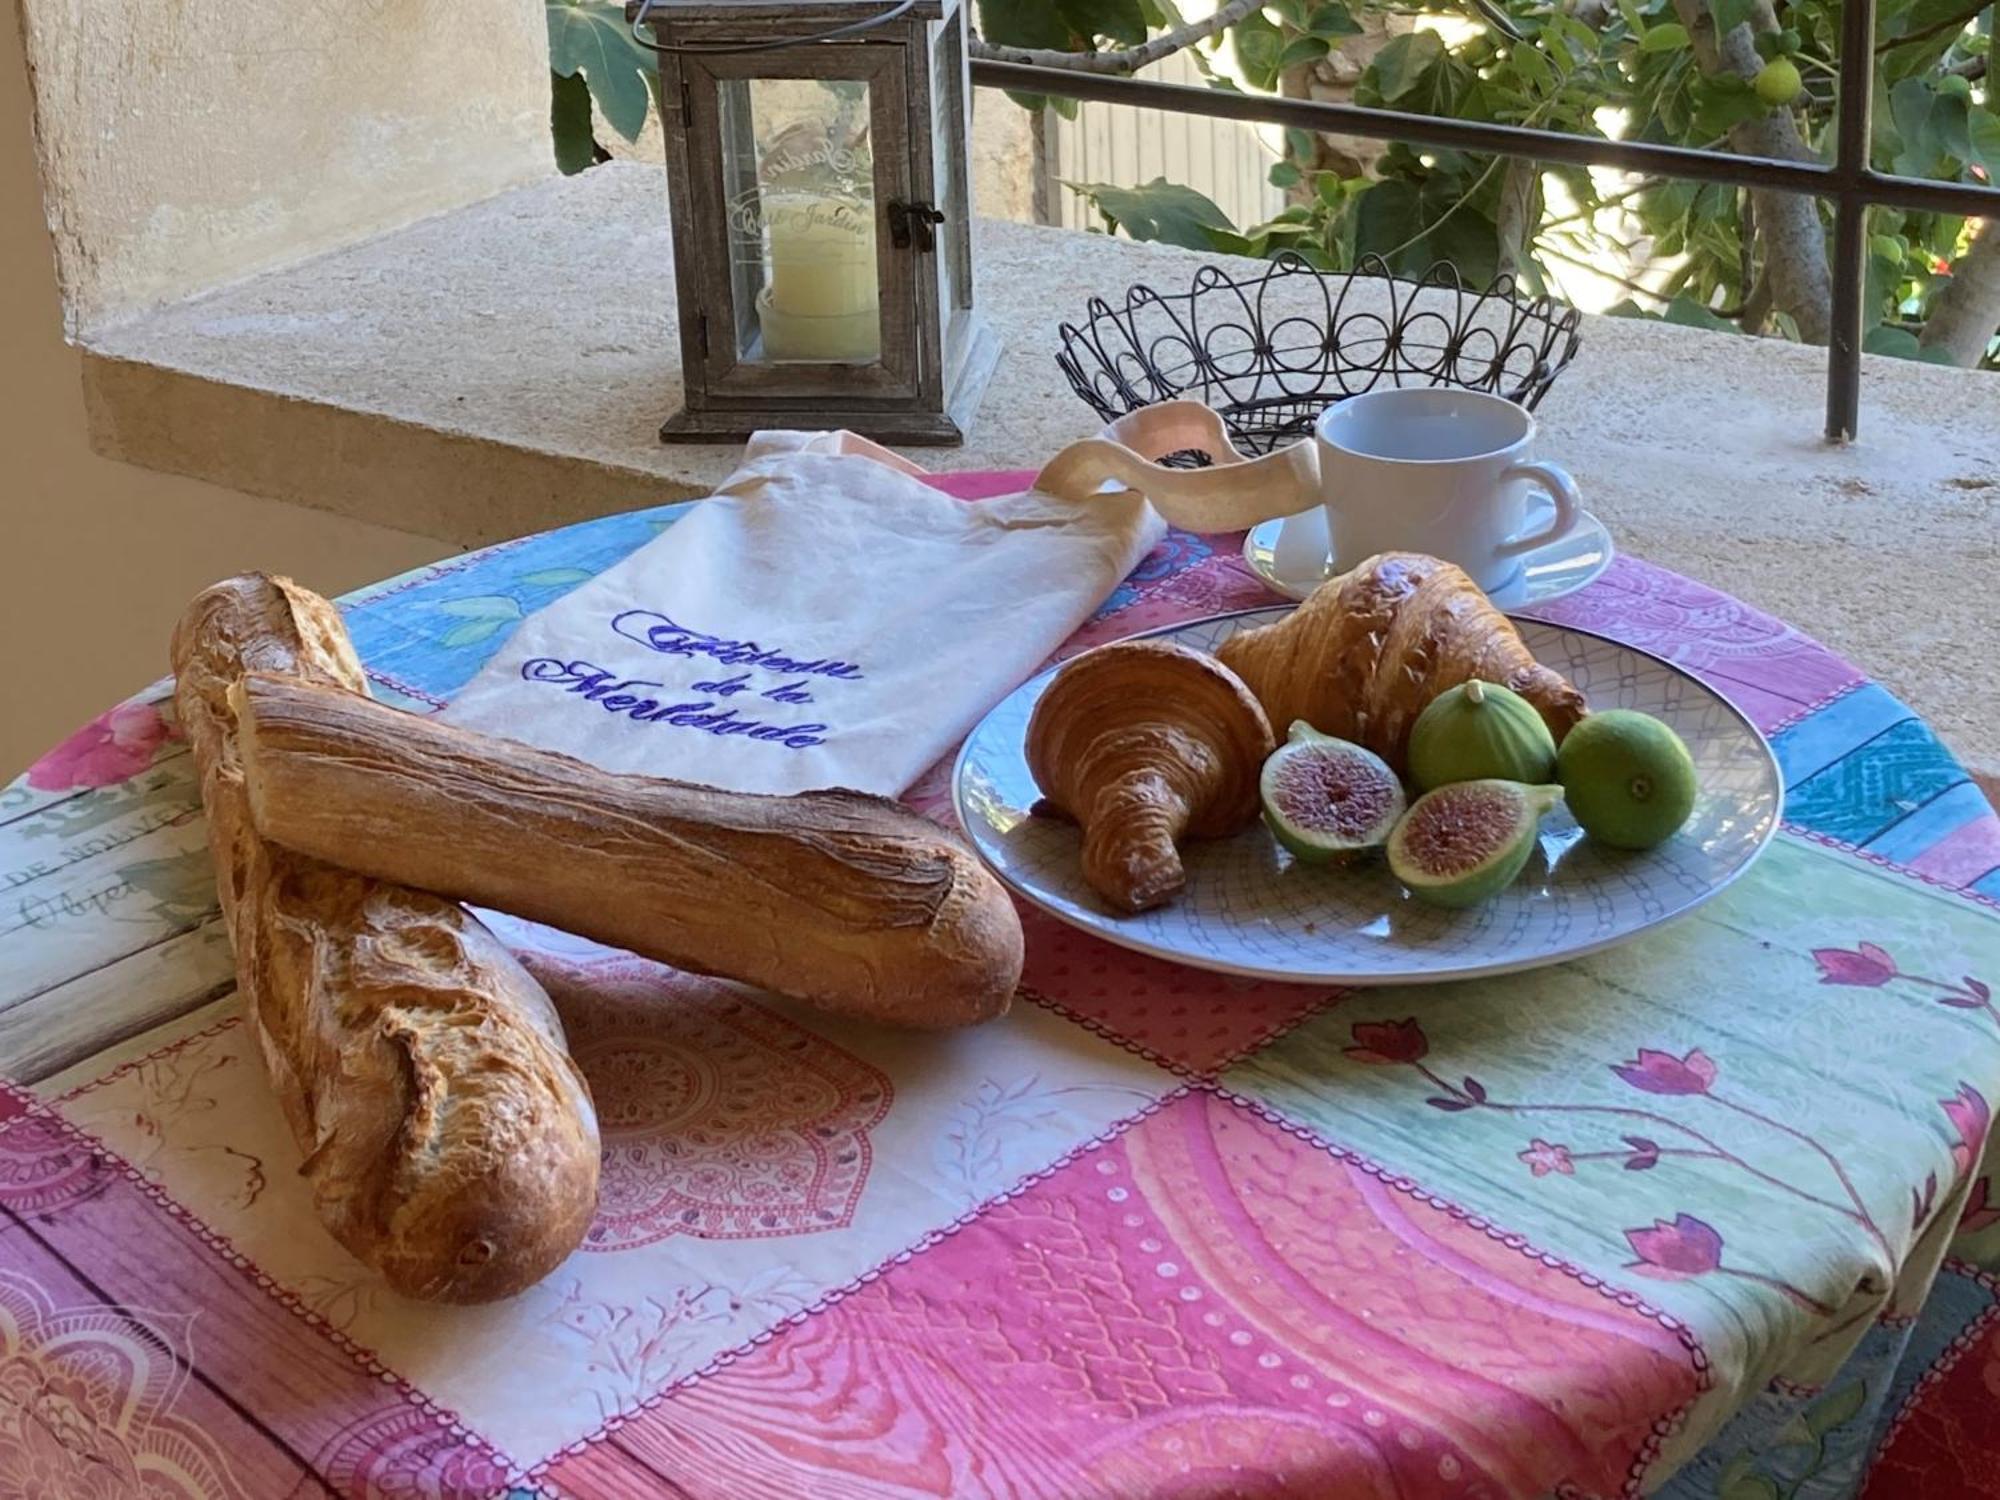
xmin=631 ymin=0 xmax=999 ymax=445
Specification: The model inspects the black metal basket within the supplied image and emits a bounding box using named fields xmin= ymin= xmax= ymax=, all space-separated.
xmin=1056 ymin=253 xmax=1583 ymax=462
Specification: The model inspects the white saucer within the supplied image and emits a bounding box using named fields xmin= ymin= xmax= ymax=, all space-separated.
xmin=1241 ymin=498 xmax=1615 ymax=609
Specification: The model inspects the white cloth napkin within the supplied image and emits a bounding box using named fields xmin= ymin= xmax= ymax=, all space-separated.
xmin=441 ymin=432 xmax=1167 ymax=796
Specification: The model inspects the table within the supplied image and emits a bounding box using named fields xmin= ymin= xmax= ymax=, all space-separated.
xmin=4 ymin=476 xmax=1999 ymax=1500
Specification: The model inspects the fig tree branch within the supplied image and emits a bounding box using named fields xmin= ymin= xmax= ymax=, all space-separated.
xmin=1875 ymin=0 xmax=1991 ymax=54
xmin=1667 ymin=0 xmax=1833 ymax=342
xmin=968 ymin=0 xmax=1266 ymax=72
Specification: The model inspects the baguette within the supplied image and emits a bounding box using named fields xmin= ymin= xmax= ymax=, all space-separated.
xmin=232 ymin=671 xmax=1023 ymax=1030
xmin=171 ymin=575 xmax=599 ymax=1303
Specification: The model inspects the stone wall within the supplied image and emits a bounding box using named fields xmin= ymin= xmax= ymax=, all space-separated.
xmin=14 ymin=0 xmax=554 ymax=330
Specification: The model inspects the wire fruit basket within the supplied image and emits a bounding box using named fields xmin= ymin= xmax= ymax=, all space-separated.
xmin=1056 ymin=253 xmax=1583 ymax=462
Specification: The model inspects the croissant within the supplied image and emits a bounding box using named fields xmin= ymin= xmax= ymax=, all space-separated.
xmin=1027 ymin=640 xmax=1275 ymax=913
xmin=1217 ymin=552 xmax=1588 ymax=774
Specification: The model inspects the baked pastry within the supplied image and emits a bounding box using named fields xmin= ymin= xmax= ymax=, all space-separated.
xmin=172 ymin=575 xmax=600 ymax=1303
xmin=1026 ymin=640 xmax=1275 ymax=913
xmin=1217 ymin=552 xmax=1587 ymax=773
xmin=233 ymin=671 xmax=1023 ymax=1030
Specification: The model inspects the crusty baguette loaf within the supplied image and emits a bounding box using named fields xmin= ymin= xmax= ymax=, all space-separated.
xmin=232 ymin=671 xmax=1024 ymax=1030
xmin=171 ymin=575 xmax=599 ymax=1303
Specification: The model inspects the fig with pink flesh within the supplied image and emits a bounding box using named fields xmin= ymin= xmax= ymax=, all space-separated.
xmin=1259 ymin=722 xmax=1408 ymax=864
xmin=1387 ymin=779 xmax=1562 ymax=908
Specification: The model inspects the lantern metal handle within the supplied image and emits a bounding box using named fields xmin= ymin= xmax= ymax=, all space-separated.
xmin=630 ymin=0 xmax=920 ymax=54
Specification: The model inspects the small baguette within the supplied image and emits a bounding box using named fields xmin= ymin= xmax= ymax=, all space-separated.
xmin=172 ymin=576 xmax=599 ymax=1303
xmin=233 ymin=672 xmax=1023 ymax=1029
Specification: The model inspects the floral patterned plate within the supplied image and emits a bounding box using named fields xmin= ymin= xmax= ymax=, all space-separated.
xmin=954 ymin=607 xmax=1783 ymax=985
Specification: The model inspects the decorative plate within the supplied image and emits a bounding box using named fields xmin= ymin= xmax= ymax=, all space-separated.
xmin=953 ymin=608 xmax=1782 ymax=986
xmin=1242 ymin=496 xmax=1616 ymax=609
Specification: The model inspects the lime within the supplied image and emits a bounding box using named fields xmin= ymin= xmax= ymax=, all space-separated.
xmin=1557 ymin=711 xmax=1698 ymax=850
xmin=1754 ymin=58 xmax=1803 ymax=107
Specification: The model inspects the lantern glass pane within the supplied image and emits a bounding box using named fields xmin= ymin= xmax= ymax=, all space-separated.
xmin=932 ymin=22 xmax=971 ymax=314
xmin=719 ymin=77 xmax=881 ymax=365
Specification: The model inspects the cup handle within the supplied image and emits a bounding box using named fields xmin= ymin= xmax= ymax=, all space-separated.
xmin=1494 ymin=460 xmax=1581 ymax=557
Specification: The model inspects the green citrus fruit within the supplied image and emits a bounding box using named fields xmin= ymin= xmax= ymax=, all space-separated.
xmin=1557 ymin=710 xmax=1699 ymax=851
xmin=1754 ymin=58 xmax=1803 ymax=107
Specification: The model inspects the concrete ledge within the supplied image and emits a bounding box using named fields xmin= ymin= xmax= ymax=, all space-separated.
xmin=81 ymin=353 xmax=698 ymax=549
xmin=77 ymin=161 xmax=2000 ymax=775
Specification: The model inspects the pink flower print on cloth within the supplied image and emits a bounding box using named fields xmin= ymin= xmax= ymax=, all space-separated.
xmin=1942 ymin=1083 xmax=1990 ymax=1177
xmin=1520 ymin=1139 xmax=1575 ymax=1177
xmin=1343 ymin=1018 xmax=1431 ymax=1066
xmin=1805 ymin=943 xmax=1997 ymax=1028
xmin=1623 ymin=1214 xmax=1726 ymax=1280
xmin=1611 ymin=1048 xmax=1719 ymax=1096
xmin=26 ymin=700 xmax=176 ymax=791
xmin=1812 ymin=942 xmax=1900 ymax=988
xmin=1623 ymin=1214 xmax=1832 ymax=1313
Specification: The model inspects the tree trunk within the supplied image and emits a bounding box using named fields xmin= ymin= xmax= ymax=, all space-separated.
xmin=1669 ymin=0 xmax=1833 ymax=343
xmin=1280 ymin=14 xmax=1415 ymax=186
xmin=1917 ymin=221 xmax=2000 ymax=366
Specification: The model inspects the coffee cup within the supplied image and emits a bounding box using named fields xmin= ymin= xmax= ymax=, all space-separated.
xmin=1306 ymin=387 xmax=1580 ymax=593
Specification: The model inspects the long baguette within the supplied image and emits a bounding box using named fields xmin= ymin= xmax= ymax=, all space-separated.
xmin=171 ymin=575 xmax=599 ymax=1303
xmin=232 ymin=671 xmax=1023 ymax=1030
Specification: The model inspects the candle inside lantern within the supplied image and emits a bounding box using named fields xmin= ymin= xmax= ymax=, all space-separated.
xmin=759 ymin=191 xmax=880 ymax=362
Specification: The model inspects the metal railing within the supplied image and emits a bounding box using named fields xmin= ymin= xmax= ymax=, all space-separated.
xmin=970 ymin=0 xmax=2000 ymax=441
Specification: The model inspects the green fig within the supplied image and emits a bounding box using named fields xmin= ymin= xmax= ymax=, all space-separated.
xmin=1387 ymin=780 xmax=1562 ymax=908
xmin=1557 ymin=709 xmax=1699 ymax=850
xmin=1260 ymin=722 xmax=1407 ymax=864
xmin=1407 ymin=680 xmax=1559 ymax=792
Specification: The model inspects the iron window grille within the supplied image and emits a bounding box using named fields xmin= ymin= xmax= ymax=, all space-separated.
xmin=969 ymin=0 xmax=2000 ymax=441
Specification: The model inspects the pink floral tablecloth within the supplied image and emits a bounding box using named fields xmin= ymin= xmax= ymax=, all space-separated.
xmin=3 ymin=473 xmax=1999 ymax=1499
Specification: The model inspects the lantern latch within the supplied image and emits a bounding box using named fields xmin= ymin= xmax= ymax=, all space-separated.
xmin=888 ymin=200 xmax=946 ymax=253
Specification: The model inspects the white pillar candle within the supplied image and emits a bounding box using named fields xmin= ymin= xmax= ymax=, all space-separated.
xmin=761 ymin=191 xmax=880 ymax=361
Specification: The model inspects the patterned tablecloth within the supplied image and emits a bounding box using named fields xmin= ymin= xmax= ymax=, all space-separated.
xmin=5 ymin=472 xmax=2000 ymax=1500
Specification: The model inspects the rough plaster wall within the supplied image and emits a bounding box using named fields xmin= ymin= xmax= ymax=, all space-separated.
xmin=15 ymin=0 xmax=554 ymax=332
xmin=0 ymin=10 xmax=450 ymax=777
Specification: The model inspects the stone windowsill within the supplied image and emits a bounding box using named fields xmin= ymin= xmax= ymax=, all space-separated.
xmin=75 ymin=160 xmax=2000 ymax=774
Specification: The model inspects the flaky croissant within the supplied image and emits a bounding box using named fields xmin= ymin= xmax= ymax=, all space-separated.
xmin=1217 ymin=551 xmax=1588 ymax=774
xmin=1027 ymin=640 xmax=1275 ymax=913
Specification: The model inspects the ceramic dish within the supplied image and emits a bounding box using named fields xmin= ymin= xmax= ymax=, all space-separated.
xmin=954 ymin=607 xmax=1781 ymax=985
xmin=1242 ymin=497 xmax=1615 ymax=609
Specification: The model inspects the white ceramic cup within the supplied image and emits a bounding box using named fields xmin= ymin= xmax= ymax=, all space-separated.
xmin=1312 ymin=386 xmax=1580 ymax=593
